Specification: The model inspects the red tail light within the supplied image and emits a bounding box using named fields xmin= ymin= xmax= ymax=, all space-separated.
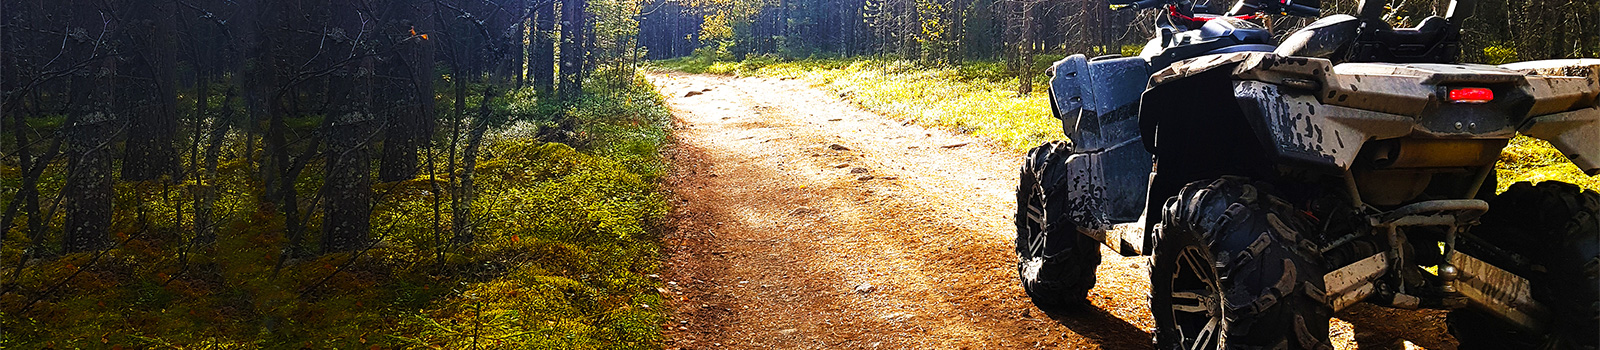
xmin=1449 ymin=88 xmax=1494 ymax=104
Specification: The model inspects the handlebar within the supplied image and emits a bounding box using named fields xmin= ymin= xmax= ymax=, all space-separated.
xmin=1113 ymin=0 xmax=1320 ymax=18
xmin=1280 ymin=1 xmax=1320 ymax=17
xmin=1108 ymin=0 xmax=1167 ymax=10
xmin=1131 ymin=0 xmax=1167 ymax=9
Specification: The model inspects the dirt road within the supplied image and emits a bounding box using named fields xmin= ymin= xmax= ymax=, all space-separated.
xmin=651 ymin=72 xmax=1457 ymax=349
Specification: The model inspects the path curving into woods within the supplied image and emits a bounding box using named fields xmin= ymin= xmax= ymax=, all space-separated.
xmin=650 ymin=71 xmax=1458 ymax=349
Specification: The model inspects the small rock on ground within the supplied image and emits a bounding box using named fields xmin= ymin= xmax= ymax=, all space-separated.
xmin=853 ymin=283 xmax=876 ymax=294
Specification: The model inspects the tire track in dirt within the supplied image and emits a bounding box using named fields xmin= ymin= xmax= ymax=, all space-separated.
xmin=654 ymin=71 xmax=1150 ymax=349
xmin=651 ymin=71 xmax=1456 ymax=349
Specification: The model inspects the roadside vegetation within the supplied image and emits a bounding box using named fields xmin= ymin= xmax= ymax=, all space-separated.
xmin=0 ymin=76 xmax=671 ymax=348
xmin=657 ymin=56 xmax=1062 ymax=150
xmin=657 ymin=55 xmax=1600 ymax=193
xmin=1497 ymin=136 xmax=1600 ymax=192
xmin=3 ymin=0 xmax=676 ymax=347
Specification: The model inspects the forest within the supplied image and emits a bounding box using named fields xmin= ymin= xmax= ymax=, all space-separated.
xmin=1 ymin=0 xmax=1597 ymax=347
xmin=640 ymin=0 xmax=1597 ymax=90
xmin=3 ymin=0 xmax=668 ymax=347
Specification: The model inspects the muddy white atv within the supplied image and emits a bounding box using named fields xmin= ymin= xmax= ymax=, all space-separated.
xmin=1014 ymin=0 xmax=1600 ymax=348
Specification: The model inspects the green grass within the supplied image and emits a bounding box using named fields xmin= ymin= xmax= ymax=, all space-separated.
xmin=655 ymin=56 xmax=1600 ymax=193
xmin=0 ymin=73 xmax=672 ymax=348
xmin=655 ymin=56 xmax=1063 ymax=150
xmin=1496 ymin=135 xmax=1600 ymax=192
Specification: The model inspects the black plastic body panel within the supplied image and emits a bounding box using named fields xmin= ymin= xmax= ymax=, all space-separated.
xmin=1048 ymin=55 xmax=1154 ymax=231
xmin=1144 ymin=17 xmax=1276 ymax=68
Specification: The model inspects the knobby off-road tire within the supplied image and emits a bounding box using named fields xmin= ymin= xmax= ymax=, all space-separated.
xmin=1152 ymin=177 xmax=1333 ymax=350
xmin=1449 ymin=181 xmax=1600 ymax=350
xmin=1015 ymin=141 xmax=1102 ymax=311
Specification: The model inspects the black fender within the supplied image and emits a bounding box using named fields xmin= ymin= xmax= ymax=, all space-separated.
xmin=1138 ymin=55 xmax=1280 ymax=245
xmin=1045 ymin=54 xmax=1155 ymax=255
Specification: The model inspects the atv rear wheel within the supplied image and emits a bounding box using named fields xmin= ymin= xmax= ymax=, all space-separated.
xmin=1449 ymin=181 xmax=1600 ymax=350
xmin=1152 ymin=177 xmax=1332 ymax=350
xmin=1015 ymin=141 xmax=1102 ymax=311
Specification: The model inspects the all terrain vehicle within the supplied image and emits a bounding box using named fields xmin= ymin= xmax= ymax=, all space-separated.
xmin=1013 ymin=0 xmax=1600 ymax=348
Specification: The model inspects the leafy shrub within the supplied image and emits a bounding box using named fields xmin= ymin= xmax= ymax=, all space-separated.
xmin=1483 ymin=44 xmax=1520 ymax=65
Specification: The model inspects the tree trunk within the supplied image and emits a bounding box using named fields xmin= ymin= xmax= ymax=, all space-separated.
xmin=191 ymin=67 xmax=212 ymax=243
xmin=1 ymin=90 xmax=59 ymax=256
xmin=534 ymin=0 xmax=557 ymax=95
xmin=452 ymin=85 xmax=495 ymax=244
xmin=517 ymin=13 xmax=530 ymax=89
xmin=121 ymin=0 xmax=180 ymax=182
xmin=323 ymin=2 xmax=375 ymax=253
xmin=583 ymin=7 xmax=595 ymax=78
xmin=195 ymin=87 xmax=234 ymax=244
xmin=63 ymin=114 xmax=114 ymax=253
xmin=559 ymin=0 xmax=586 ymax=101
xmin=379 ymin=0 xmax=437 ymax=182
xmin=62 ymin=2 xmax=117 ymax=253
xmin=260 ymin=0 xmax=305 ymax=258
xmin=323 ymin=114 xmax=373 ymax=253
xmin=1018 ymin=5 xmax=1032 ymax=96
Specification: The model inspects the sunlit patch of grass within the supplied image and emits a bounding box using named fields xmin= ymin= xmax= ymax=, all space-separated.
xmin=657 ymin=56 xmax=1064 ymax=150
xmin=1496 ymin=135 xmax=1600 ymax=193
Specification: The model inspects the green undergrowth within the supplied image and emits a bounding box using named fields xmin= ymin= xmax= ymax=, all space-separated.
xmin=656 ymin=56 xmax=1600 ymax=193
xmin=655 ymin=55 xmax=1062 ymax=150
xmin=1496 ymin=135 xmax=1600 ymax=192
xmin=0 ymin=74 xmax=671 ymax=348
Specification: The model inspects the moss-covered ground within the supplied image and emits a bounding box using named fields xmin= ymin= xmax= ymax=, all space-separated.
xmin=0 ymin=74 xmax=672 ymax=348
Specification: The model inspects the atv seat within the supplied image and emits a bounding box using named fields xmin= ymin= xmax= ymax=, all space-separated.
xmin=1274 ymin=14 xmax=1360 ymax=58
xmin=1275 ymin=14 xmax=1460 ymax=63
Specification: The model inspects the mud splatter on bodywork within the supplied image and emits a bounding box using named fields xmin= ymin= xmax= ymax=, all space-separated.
xmin=1049 ymin=54 xmax=1154 ymax=247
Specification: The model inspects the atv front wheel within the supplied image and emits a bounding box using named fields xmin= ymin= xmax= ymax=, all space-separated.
xmin=1152 ymin=177 xmax=1332 ymax=350
xmin=1449 ymin=181 xmax=1600 ymax=350
xmin=1015 ymin=141 xmax=1102 ymax=311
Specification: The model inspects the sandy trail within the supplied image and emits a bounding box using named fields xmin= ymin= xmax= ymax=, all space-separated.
xmin=651 ymin=71 xmax=1456 ymax=349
